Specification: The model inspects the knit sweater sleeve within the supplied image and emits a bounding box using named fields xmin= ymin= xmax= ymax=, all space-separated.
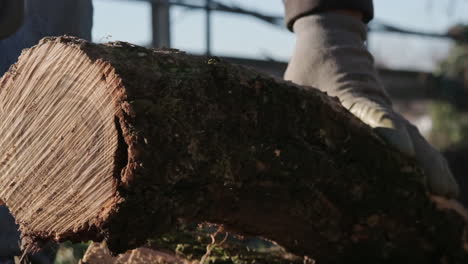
xmin=283 ymin=0 xmax=373 ymax=31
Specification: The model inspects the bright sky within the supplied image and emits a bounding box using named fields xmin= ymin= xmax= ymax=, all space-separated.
xmin=92 ymin=0 xmax=468 ymax=72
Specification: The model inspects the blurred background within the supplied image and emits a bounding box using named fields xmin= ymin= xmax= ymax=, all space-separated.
xmin=92 ymin=0 xmax=459 ymax=70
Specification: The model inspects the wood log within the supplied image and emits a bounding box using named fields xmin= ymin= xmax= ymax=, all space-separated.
xmin=0 ymin=36 xmax=466 ymax=263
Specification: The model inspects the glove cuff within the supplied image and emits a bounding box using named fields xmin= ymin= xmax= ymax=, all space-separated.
xmin=283 ymin=0 xmax=373 ymax=31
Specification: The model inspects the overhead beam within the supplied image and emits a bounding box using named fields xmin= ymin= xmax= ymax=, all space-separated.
xmin=151 ymin=0 xmax=171 ymax=48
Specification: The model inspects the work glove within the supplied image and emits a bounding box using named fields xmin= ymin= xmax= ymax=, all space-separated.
xmin=0 ymin=0 xmax=24 ymax=39
xmin=285 ymin=13 xmax=460 ymax=198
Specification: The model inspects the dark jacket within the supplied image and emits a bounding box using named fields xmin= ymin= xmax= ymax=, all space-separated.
xmin=283 ymin=0 xmax=374 ymax=30
xmin=0 ymin=0 xmax=93 ymax=75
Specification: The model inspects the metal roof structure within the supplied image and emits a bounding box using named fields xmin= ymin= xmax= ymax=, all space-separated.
xmin=112 ymin=0 xmax=452 ymax=54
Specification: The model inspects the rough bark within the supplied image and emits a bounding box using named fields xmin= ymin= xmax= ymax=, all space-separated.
xmin=0 ymin=36 xmax=466 ymax=263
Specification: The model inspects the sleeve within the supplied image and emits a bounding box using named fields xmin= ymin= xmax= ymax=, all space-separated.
xmin=0 ymin=0 xmax=25 ymax=39
xmin=0 ymin=206 xmax=21 ymax=258
xmin=283 ymin=0 xmax=374 ymax=31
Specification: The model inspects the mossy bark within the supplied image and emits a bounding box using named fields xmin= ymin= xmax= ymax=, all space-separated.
xmin=0 ymin=36 xmax=467 ymax=264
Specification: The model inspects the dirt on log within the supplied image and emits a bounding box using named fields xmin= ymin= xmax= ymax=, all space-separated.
xmin=0 ymin=36 xmax=466 ymax=263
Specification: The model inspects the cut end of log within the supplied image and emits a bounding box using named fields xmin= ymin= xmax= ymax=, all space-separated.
xmin=0 ymin=37 xmax=124 ymax=243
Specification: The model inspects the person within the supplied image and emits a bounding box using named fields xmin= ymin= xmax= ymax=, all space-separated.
xmin=0 ymin=0 xmax=24 ymax=40
xmin=283 ymin=0 xmax=459 ymax=198
xmin=0 ymin=0 xmax=461 ymax=262
xmin=0 ymin=0 xmax=92 ymax=75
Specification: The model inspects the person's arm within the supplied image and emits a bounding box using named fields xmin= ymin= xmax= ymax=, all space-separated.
xmin=283 ymin=0 xmax=373 ymax=31
xmin=0 ymin=0 xmax=93 ymax=75
xmin=284 ymin=3 xmax=460 ymax=198
xmin=0 ymin=0 xmax=24 ymax=39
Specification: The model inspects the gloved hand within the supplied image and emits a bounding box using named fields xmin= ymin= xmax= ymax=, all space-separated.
xmin=285 ymin=13 xmax=460 ymax=198
xmin=0 ymin=0 xmax=24 ymax=39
